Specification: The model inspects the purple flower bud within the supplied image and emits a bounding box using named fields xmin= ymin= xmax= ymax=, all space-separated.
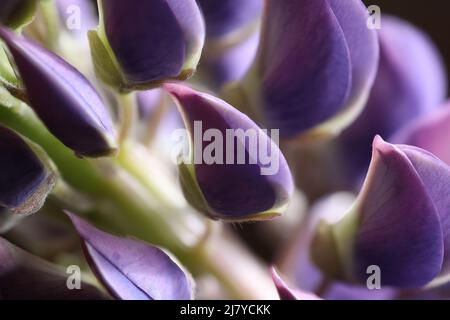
xmin=163 ymin=83 xmax=294 ymax=221
xmin=0 ymin=27 xmax=117 ymax=158
xmin=312 ymin=136 xmax=450 ymax=288
xmin=0 ymin=237 xmax=107 ymax=299
xmin=0 ymin=125 xmax=57 ymax=215
xmin=197 ymin=0 xmax=262 ymax=39
xmin=90 ymin=0 xmax=205 ymax=91
xmin=393 ymin=103 xmax=450 ymax=165
xmin=66 ymin=212 xmax=194 ymax=300
xmin=241 ymin=0 xmax=379 ymax=139
xmin=0 ymin=0 xmax=36 ymax=29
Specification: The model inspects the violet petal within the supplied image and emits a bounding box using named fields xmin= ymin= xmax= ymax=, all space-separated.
xmin=398 ymin=145 xmax=450 ymax=275
xmin=353 ymin=136 xmax=444 ymax=287
xmin=0 ymin=27 xmax=117 ymax=157
xmin=271 ymin=267 xmax=321 ymax=300
xmin=98 ymin=0 xmax=204 ymax=87
xmin=66 ymin=212 xmax=193 ymax=300
xmin=164 ymin=83 xmax=293 ymax=221
xmin=256 ymin=0 xmax=352 ymax=138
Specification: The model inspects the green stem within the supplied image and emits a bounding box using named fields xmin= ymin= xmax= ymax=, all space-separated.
xmin=118 ymin=92 xmax=138 ymax=143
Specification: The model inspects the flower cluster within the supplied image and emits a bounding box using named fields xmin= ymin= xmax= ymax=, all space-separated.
xmin=0 ymin=0 xmax=449 ymax=301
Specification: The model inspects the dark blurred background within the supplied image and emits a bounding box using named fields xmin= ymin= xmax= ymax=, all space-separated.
xmin=363 ymin=0 xmax=450 ymax=92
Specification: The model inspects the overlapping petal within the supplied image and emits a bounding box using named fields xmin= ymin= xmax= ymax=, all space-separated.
xmin=92 ymin=0 xmax=205 ymax=90
xmin=242 ymin=0 xmax=378 ymax=139
xmin=310 ymin=137 xmax=450 ymax=288
xmin=164 ymin=83 xmax=293 ymax=221
xmin=353 ymin=136 xmax=444 ymax=287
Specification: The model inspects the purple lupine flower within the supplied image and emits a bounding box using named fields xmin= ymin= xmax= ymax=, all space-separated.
xmin=240 ymin=0 xmax=379 ymax=139
xmin=311 ymin=136 xmax=450 ymax=288
xmin=163 ymin=82 xmax=293 ymax=221
xmin=56 ymin=0 xmax=98 ymax=38
xmin=90 ymin=0 xmax=205 ymax=91
xmin=0 ymin=0 xmax=36 ymax=29
xmin=66 ymin=212 xmax=194 ymax=300
xmin=0 ymin=125 xmax=57 ymax=215
xmin=0 ymin=237 xmax=107 ymax=299
xmin=0 ymin=27 xmax=117 ymax=157
xmin=337 ymin=16 xmax=448 ymax=189
xmin=393 ymin=102 xmax=450 ymax=165
xmin=196 ymin=0 xmax=262 ymax=39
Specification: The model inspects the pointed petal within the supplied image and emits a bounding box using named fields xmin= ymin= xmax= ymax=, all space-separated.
xmin=164 ymin=83 xmax=293 ymax=221
xmin=271 ymin=267 xmax=320 ymax=300
xmin=66 ymin=212 xmax=193 ymax=300
xmin=353 ymin=136 xmax=444 ymax=287
xmin=271 ymin=267 xmax=298 ymax=300
xmin=0 ymin=27 xmax=117 ymax=157
xmin=0 ymin=237 xmax=107 ymax=299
